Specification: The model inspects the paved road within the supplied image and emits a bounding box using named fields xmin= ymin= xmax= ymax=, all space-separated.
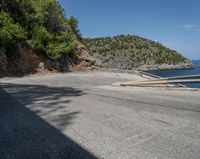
xmin=1 ymin=72 xmax=200 ymax=159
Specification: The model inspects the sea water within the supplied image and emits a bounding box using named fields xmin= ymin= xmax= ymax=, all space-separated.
xmin=149 ymin=60 xmax=200 ymax=88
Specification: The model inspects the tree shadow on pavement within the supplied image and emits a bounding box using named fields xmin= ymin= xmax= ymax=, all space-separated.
xmin=0 ymin=84 xmax=97 ymax=159
xmin=0 ymin=83 xmax=87 ymax=130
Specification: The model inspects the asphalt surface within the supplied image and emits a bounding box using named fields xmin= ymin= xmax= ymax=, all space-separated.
xmin=0 ymin=72 xmax=200 ymax=159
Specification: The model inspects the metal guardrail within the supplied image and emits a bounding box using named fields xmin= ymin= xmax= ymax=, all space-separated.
xmin=138 ymin=71 xmax=185 ymax=87
xmin=139 ymin=71 xmax=162 ymax=79
xmin=113 ymin=73 xmax=200 ymax=87
xmin=139 ymin=71 xmax=200 ymax=80
xmin=157 ymin=74 xmax=200 ymax=80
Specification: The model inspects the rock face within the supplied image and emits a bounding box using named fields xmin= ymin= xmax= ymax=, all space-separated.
xmin=136 ymin=60 xmax=194 ymax=71
xmin=88 ymin=56 xmax=194 ymax=71
xmin=49 ymin=54 xmax=75 ymax=72
xmin=0 ymin=41 xmax=93 ymax=77
xmin=0 ymin=47 xmax=78 ymax=77
xmin=82 ymin=52 xmax=194 ymax=71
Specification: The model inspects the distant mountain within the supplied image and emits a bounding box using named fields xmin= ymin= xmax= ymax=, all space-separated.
xmin=83 ymin=35 xmax=193 ymax=71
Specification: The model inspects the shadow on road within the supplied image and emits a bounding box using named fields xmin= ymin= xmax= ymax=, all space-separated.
xmin=1 ymin=83 xmax=87 ymax=130
xmin=0 ymin=84 xmax=97 ymax=159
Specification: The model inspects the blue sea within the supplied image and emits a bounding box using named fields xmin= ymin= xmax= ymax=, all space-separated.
xmin=149 ymin=60 xmax=200 ymax=88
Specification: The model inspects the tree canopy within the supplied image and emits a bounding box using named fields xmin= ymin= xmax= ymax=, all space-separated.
xmin=0 ymin=0 xmax=80 ymax=59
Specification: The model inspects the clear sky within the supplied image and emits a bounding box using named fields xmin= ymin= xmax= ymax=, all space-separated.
xmin=60 ymin=0 xmax=200 ymax=60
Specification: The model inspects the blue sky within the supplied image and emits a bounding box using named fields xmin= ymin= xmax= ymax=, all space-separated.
xmin=60 ymin=0 xmax=200 ymax=60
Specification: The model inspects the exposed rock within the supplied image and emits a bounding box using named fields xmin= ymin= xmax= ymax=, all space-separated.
xmin=84 ymin=57 xmax=96 ymax=65
xmin=13 ymin=47 xmax=45 ymax=72
xmin=53 ymin=54 xmax=75 ymax=72
xmin=1 ymin=46 xmax=78 ymax=77
xmin=38 ymin=62 xmax=45 ymax=70
xmin=73 ymin=42 xmax=101 ymax=69
xmin=136 ymin=60 xmax=194 ymax=71
xmin=89 ymin=56 xmax=194 ymax=71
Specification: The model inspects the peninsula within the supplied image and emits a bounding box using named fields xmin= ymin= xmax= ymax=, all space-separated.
xmin=84 ymin=35 xmax=193 ymax=71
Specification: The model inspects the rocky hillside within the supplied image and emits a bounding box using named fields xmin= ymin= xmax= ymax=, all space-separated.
xmin=0 ymin=1 xmax=194 ymax=77
xmin=84 ymin=35 xmax=193 ymax=71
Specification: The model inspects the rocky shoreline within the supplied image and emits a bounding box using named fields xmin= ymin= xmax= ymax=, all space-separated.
xmin=84 ymin=56 xmax=194 ymax=72
xmin=135 ymin=60 xmax=194 ymax=71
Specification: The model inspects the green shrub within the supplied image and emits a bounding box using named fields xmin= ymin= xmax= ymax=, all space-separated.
xmin=0 ymin=0 xmax=80 ymax=60
xmin=46 ymin=32 xmax=77 ymax=59
xmin=0 ymin=11 xmax=27 ymax=56
xmin=32 ymin=27 xmax=77 ymax=59
xmin=46 ymin=41 xmax=77 ymax=59
xmin=32 ymin=26 xmax=53 ymax=52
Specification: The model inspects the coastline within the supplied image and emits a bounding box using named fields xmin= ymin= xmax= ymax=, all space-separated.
xmin=136 ymin=60 xmax=194 ymax=71
xmin=84 ymin=55 xmax=194 ymax=72
xmin=88 ymin=59 xmax=194 ymax=72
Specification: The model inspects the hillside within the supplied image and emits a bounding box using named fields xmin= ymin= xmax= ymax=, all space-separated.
xmin=0 ymin=1 xmax=194 ymax=76
xmin=84 ymin=35 xmax=193 ymax=71
xmin=0 ymin=0 xmax=82 ymax=76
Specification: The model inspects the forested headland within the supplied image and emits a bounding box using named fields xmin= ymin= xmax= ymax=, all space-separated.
xmin=83 ymin=35 xmax=193 ymax=71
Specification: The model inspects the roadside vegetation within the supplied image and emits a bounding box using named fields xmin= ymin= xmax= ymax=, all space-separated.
xmin=0 ymin=0 xmax=80 ymax=59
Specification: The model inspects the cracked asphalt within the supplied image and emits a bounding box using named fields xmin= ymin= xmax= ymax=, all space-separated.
xmin=0 ymin=72 xmax=200 ymax=159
